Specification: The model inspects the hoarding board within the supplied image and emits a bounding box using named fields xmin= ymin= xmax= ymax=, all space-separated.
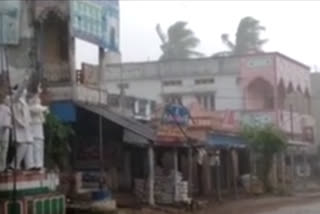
xmin=162 ymin=104 xmax=190 ymax=126
xmin=241 ymin=112 xmax=273 ymax=127
xmin=70 ymin=0 xmax=119 ymax=51
xmin=0 ymin=0 xmax=21 ymax=45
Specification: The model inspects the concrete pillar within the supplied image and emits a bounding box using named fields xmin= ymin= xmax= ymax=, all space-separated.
xmin=231 ymin=150 xmax=238 ymax=199
xmin=202 ymin=154 xmax=211 ymax=196
xmin=290 ymin=151 xmax=295 ymax=192
xmin=271 ymin=155 xmax=278 ymax=190
xmin=303 ymin=149 xmax=307 ymax=190
xmin=173 ymin=148 xmax=178 ymax=202
xmin=148 ymin=145 xmax=155 ymax=206
xmin=188 ymin=147 xmax=193 ymax=197
xmin=280 ymin=153 xmax=286 ymax=192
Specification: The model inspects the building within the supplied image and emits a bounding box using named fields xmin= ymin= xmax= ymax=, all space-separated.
xmin=311 ymin=72 xmax=320 ymax=147
xmin=0 ymin=0 xmax=160 ymax=206
xmin=103 ymin=52 xmax=315 ymax=150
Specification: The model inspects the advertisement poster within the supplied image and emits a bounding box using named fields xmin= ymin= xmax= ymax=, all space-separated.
xmin=0 ymin=0 xmax=21 ymax=45
xmin=70 ymin=0 xmax=119 ymax=51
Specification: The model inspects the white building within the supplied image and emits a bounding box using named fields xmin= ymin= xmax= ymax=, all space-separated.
xmin=103 ymin=57 xmax=243 ymax=111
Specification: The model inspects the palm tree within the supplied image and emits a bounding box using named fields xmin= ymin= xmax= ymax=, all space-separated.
xmin=156 ymin=21 xmax=203 ymax=61
xmin=217 ymin=16 xmax=268 ymax=56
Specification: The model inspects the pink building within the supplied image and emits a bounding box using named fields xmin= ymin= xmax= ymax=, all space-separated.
xmin=239 ymin=52 xmax=314 ymax=147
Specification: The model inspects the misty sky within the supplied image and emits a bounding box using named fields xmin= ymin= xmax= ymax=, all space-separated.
xmin=77 ymin=1 xmax=320 ymax=69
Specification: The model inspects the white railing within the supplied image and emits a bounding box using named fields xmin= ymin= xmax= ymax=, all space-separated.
xmin=74 ymin=84 xmax=108 ymax=106
xmin=43 ymin=63 xmax=71 ymax=83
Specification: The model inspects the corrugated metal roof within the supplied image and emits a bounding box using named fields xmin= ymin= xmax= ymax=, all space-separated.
xmin=75 ymin=102 xmax=155 ymax=142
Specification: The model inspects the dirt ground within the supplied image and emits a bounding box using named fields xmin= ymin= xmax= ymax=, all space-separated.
xmin=119 ymin=193 xmax=320 ymax=214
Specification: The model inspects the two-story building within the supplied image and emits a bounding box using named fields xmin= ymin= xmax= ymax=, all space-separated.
xmin=103 ymin=52 xmax=315 ymax=151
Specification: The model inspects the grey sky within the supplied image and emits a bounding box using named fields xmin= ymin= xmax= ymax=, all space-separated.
xmin=77 ymin=0 xmax=320 ymax=69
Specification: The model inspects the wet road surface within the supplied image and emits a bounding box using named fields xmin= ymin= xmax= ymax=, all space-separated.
xmin=260 ymin=201 xmax=320 ymax=214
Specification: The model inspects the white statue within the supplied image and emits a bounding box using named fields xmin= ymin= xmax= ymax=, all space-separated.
xmin=0 ymin=96 xmax=12 ymax=171
xmin=28 ymin=85 xmax=48 ymax=170
xmin=10 ymin=89 xmax=34 ymax=170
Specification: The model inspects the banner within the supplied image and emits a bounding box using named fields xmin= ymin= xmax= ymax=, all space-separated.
xmin=0 ymin=0 xmax=21 ymax=45
xmin=70 ymin=0 xmax=119 ymax=51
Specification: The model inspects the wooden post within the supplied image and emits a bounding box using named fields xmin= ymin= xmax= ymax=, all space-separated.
xmin=173 ymin=148 xmax=178 ymax=202
xmin=148 ymin=145 xmax=155 ymax=206
xmin=188 ymin=146 xmax=193 ymax=198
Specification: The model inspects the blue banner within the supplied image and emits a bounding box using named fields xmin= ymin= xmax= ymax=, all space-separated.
xmin=162 ymin=104 xmax=190 ymax=126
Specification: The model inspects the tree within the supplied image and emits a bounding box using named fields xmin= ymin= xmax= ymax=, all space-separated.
xmin=156 ymin=21 xmax=203 ymax=61
xmin=44 ymin=113 xmax=74 ymax=171
xmin=242 ymin=124 xmax=287 ymax=192
xmin=218 ymin=16 xmax=268 ymax=56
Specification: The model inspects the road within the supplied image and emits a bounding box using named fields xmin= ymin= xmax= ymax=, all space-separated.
xmin=260 ymin=201 xmax=320 ymax=214
xmin=196 ymin=194 xmax=320 ymax=214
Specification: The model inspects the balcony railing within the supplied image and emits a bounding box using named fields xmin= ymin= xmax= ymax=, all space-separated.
xmin=43 ymin=63 xmax=71 ymax=84
xmin=75 ymin=84 xmax=108 ymax=106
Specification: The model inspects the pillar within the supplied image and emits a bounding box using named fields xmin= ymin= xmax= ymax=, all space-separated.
xmin=280 ymin=153 xmax=286 ymax=192
xmin=303 ymin=149 xmax=307 ymax=190
xmin=123 ymin=151 xmax=131 ymax=190
xmin=188 ymin=146 xmax=193 ymax=197
xmin=290 ymin=151 xmax=295 ymax=192
xmin=216 ymin=150 xmax=222 ymax=201
xmin=148 ymin=145 xmax=155 ymax=206
xmin=231 ymin=149 xmax=238 ymax=199
xmin=173 ymin=148 xmax=178 ymax=202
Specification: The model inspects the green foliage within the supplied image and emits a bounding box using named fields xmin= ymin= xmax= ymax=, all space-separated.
xmin=44 ymin=113 xmax=74 ymax=171
xmin=157 ymin=21 xmax=204 ymax=61
xmin=242 ymin=124 xmax=287 ymax=155
xmin=242 ymin=124 xmax=287 ymax=192
xmin=219 ymin=16 xmax=268 ymax=55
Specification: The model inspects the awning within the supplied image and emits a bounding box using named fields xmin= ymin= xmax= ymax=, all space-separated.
xmin=206 ymin=134 xmax=247 ymax=149
xmin=75 ymin=102 xmax=155 ymax=142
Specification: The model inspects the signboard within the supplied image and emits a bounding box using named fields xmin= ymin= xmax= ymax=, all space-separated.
xmin=162 ymin=104 xmax=190 ymax=126
xmin=70 ymin=0 xmax=119 ymax=51
xmin=241 ymin=112 xmax=273 ymax=127
xmin=0 ymin=0 xmax=21 ymax=45
xmin=156 ymin=125 xmax=186 ymax=143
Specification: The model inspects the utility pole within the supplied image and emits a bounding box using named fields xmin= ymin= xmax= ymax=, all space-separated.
xmin=0 ymin=11 xmax=18 ymax=213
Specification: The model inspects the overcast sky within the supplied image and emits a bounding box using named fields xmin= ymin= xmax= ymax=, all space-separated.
xmin=77 ymin=0 xmax=320 ymax=69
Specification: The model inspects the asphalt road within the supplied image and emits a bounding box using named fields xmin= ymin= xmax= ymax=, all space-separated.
xmin=260 ymin=201 xmax=320 ymax=214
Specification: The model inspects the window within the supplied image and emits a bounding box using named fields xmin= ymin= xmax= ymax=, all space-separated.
xmin=162 ymin=80 xmax=182 ymax=87
xmin=164 ymin=95 xmax=182 ymax=105
xmin=196 ymin=93 xmax=215 ymax=111
xmin=194 ymin=78 xmax=215 ymax=85
xmin=117 ymin=83 xmax=129 ymax=89
xmin=137 ymin=100 xmax=147 ymax=116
